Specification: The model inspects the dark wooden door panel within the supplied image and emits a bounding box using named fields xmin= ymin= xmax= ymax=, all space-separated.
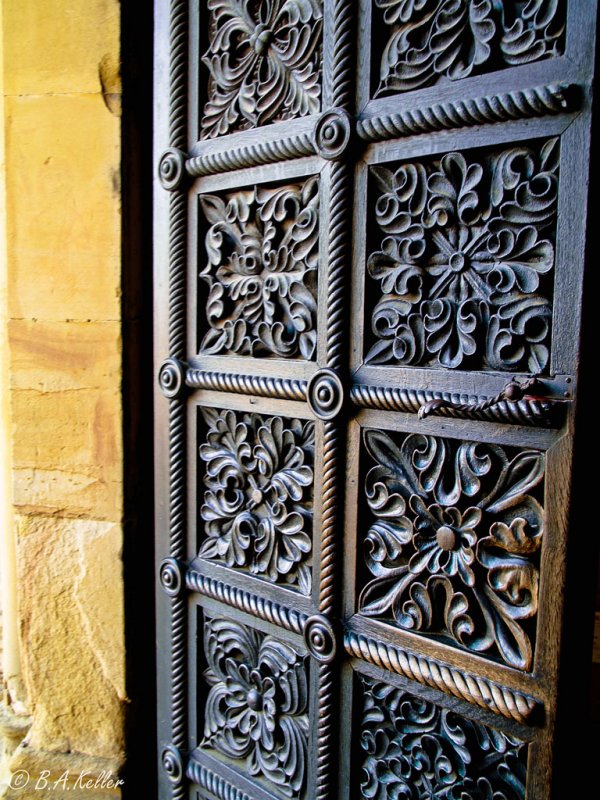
xmin=155 ymin=2 xmax=596 ymax=798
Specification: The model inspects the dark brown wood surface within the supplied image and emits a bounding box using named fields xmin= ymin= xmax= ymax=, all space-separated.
xmin=154 ymin=2 xmax=598 ymax=798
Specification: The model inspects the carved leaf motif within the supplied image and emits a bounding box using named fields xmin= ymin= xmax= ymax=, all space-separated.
xmin=359 ymin=677 xmax=527 ymax=800
xmin=365 ymin=140 xmax=557 ymax=372
xmin=374 ymin=0 xmax=565 ymax=96
xmin=202 ymin=617 xmax=309 ymax=797
xmin=360 ymin=430 xmax=544 ymax=670
xmin=201 ymin=0 xmax=323 ymax=139
xmin=199 ymin=409 xmax=314 ymax=594
xmin=200 ymin=177 xmax=319 ymax=360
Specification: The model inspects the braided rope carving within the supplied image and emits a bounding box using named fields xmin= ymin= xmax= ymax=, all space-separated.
xmin=325 ymin=162 xmax=350 ymax=370
xmin=357 ymin=83 xmax=577 ymax=142
xmin=187 ymin=762 xmax=257 ymax=800
xmin=186 ymin=133 xmax=316 ymax=177
xmin=168 ymin=400 xmax=186 ymax=558
xmin=171 ymin=596 xmax=187 ymax=746
xmin=186 ymin=368 xmax=307 ymax=401
xmin=344 ymin=631 xmax=540 ymax=725
xmin=186 ymin=571 xmax=307 ymax=635
xmin=350 ymin=384 xmax=560 ymax=427
xmin=330 ymin=0 xmax=354 ymax=110
xmin=168 ymin=193 xmax=186 ymax=359
xmin=315 ymin=664 xmax=336 ymax=800
xmin=319 ymin=421 xmax=340 ymax=619
xmin=168 ymin=0 xmax=187 ymax=150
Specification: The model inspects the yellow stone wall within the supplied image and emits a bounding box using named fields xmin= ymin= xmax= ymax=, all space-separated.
xmin=1 ymin=1 xmax=126 ymax=795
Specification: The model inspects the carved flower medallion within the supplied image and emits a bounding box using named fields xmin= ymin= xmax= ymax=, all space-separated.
xmin=359 ymin=430 xmax=545 ymax=670
xmin=365 ymin=139 xmax=558 ymax=372
xmin=202 ymin=617 xmax=309 ymax=798
xmin=201 ymin=0 xmax=323 ymax=138
xmin=359 ymin=678 xmax=527 ymax=800
xmin=373 ymin=0 xmax=565 ymax=97
xmin=199 ymin=176 xmax=319 ymax=360
xmin=199 ymin=409 xmax=314 ymax=594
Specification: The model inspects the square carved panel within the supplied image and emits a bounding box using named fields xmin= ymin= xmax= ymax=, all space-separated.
xmin=356 ymin=675 xmax=527 ymax=799
xmin=199 ymin=614 xmax=310 ymax=799
xmin=363 ymin=138 xmax=559 ymax=373
xmin=356 ymin=427 xmax=545 ymax=671
xmin=199 ymin=0 xmax=324 ymax=139
xmin=197 ymin=407 xmax=315 ymax=595
xmin=370 ymin=0 xmax=566 ymax=99
xmin=198 ymin=175 xmax=320 ymax=360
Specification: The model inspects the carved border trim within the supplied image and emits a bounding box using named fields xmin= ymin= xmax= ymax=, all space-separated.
xmin=350 ymin=384 xmax=561 ymax=427
xmin=186 ymin=368 xmax=307 ymax=401
xmin=357 ymin=83 xmax=578 ymax=143
xmin=186 ymin=570 xmax=308 ymax=636
xmin=329 ymin=0 xmax=354 ymax=111
xmin=162 ymin=3 xmax=188 ymax=797
xmin=168 ymin=0 xmax=187 ymax=152
xmin=344 ymin=631 xmax=540 ymax=725
xmin=187 ymin=762 xmax=259 ymax=800
xmin=186 ymin=133 xmax=316 ymax=177
xmin=315 ymin=664 xmax=335 ymax=800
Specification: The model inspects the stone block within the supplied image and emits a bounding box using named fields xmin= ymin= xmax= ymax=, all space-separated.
xmin=8 ymin=320 xmax=121 ymax=393
xmin=15 ymin=515 xmax=125 ymax=762
xmin=2 ymin=0 xmax=120 ymax=97
xmin=4 ymin=93 xmax=121 ymax=322
xmin=10 ymin=384 xmax=122 ymax=521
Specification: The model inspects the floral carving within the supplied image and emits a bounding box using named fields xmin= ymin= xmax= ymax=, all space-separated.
xmin=374 ymin=0 xmax=565 ymax=96
xmin=202 ymin=616 xmax=309 ymax=797
xmin=199 ymin=408 xmax=314 ymax=594
xmin=201 ymin=0 xmax=323 ymax=139
xmin=199 ymin=177 xmax=319 ymax=359
xmin=359 ymin=430 xmax=544 ymax=670
xmin=359 ymin=678 xmax=527 ymax=800
xmin=365 ymin=139 xmax=558 ymax=371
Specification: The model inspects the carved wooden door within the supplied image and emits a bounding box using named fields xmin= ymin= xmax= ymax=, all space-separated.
xmin=154 ymin=2 xmax=596 ymax=798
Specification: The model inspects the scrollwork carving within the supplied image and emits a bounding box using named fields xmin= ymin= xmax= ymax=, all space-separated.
xmin=201 ymin=0 xmax=323 ymax=139
xmin=365 ymin=139 xmax=558 ymax=372
xmin=201 ymin=617 xmax=309 ymax=798
xmin=373 ymin=0 xmax=565 ymax=97
xmin=199 ymin=408 xmax=314 ymax=594
xmin=359 ymin=429 xmax=545 ymax=670
xmin=199 ymin=176 xmax=319 ymax=360
xmin=358 ymin=678 xmax=527 ymax=800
